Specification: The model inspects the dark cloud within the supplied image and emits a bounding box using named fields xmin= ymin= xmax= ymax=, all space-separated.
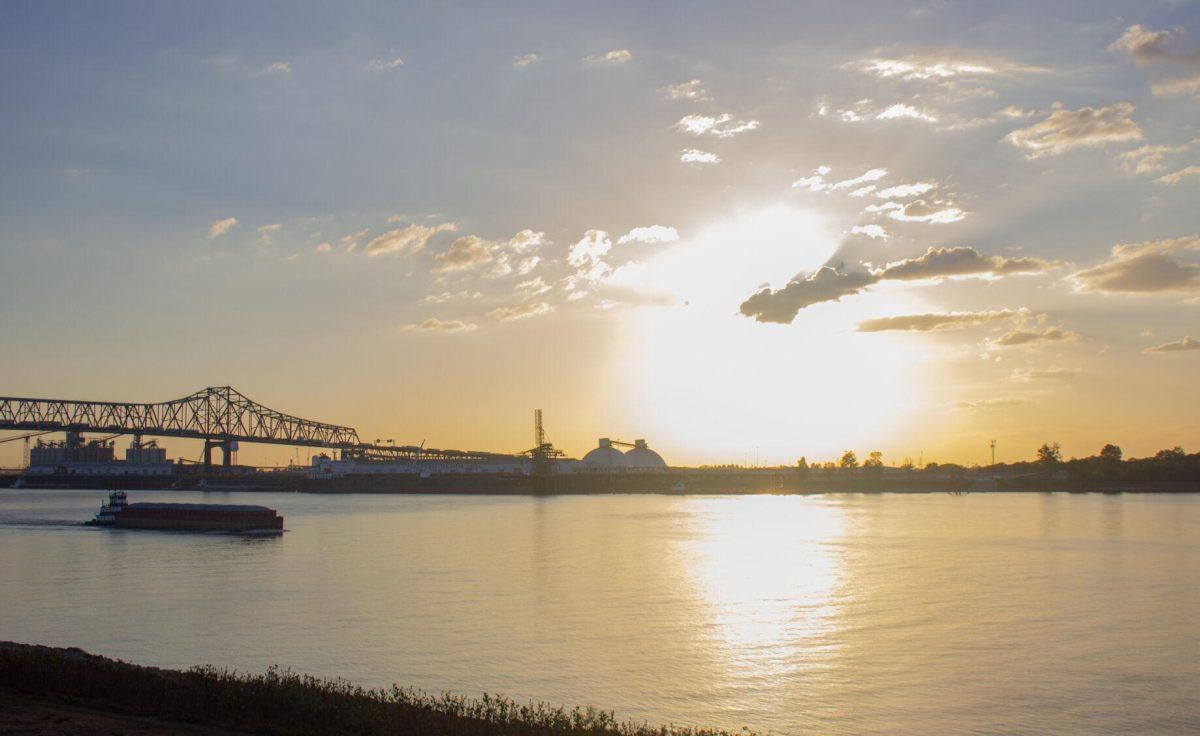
xmin=740 ymin=246 xmax=1060 ymax=324
xmin=739 ymin=268 xmax=878 ymax=323
xmin=1072 ymin=236 xmax=1200 ymax=293
xmin=879 ymin=246 xmax=1060 ymax=280
xmin=857 ymin=310 xmax=1020 ymax=332
xmin=992 ymin=327 xmax=1076 ymax=346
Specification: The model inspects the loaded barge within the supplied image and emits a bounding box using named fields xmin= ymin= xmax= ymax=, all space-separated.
xmin=86 ymin=491 xmax=284 ymax=533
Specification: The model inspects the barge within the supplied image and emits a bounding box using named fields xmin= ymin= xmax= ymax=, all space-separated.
xmin=86 ymin=491 xmax=284 ymax=533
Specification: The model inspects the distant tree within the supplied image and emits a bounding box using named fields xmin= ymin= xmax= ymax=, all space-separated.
xmin=797 ymin=457 xmax=809 ymax=473
xmin=900 ymin=457 xmax=915 ymax=471
xmin=1036 ymin=442 xmax=1062 ymax=465
xmin=1099 ymin=444 xmax=1123 ymax=462
xmin=839 ymin=450 xmax=859 ymax=469
xmin=1155 ymin=446 xmax=1186 ymax=462
xmin=863 ymin=451 xmax=884 ymax=472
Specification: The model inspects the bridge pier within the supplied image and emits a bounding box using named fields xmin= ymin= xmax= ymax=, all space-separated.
xmin=203 ymin=439 xmax=234 ymax=471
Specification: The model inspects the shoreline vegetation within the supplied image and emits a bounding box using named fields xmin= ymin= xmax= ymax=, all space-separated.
xmin=0 ymin=642 xmax=745 ymax=736
xmin=1 ymin=446 xmax=1196 ymax=495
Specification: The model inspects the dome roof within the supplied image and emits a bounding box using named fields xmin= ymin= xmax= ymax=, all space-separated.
xmin=581 ymin=438 xmax=629 ymax=468
xmin=623 ymin=439 xmax=667 ymax=469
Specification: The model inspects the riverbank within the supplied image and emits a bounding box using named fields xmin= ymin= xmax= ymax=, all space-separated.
xmin=3 ymin=471 xmax=1197 ymax=494
xmin=0 ymin=643 xmax=744 ymax=736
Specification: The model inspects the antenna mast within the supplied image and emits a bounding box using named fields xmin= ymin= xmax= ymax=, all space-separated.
xmin=534 ymin=409 xmax=545 ymax=449
xmin=989 ymin=439 xmax=996 ymax=467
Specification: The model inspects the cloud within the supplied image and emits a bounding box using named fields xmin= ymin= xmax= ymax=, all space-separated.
xmin=516 ymin=256 xmax=540 ymax=275
xmin=957 ymin=397 xmax=1026 ymax=412
xmin=257 ymin=223 xmax=281 ymax=242
xmin=857 ymin=54 xmax=1042 ymax=81
xmin=365 ymin=57 xmax=405 ymax=71
xmin=681 ymin=149 xmax=720 ymax=164
xmin=515 ymin=276 xmax=552 ymax=297
xmin=585 ymin=49 xmax=631 ymax=64
xmin=849 ymin=185 xmax=876 ymax=197
xmin=660 ymin=79 xmax=709 ymax=101
xmin=676 ymin=113 xmax=760 ymax=138
xmin=1117 ymin=142 xmax=1195 ymax=174
xmin=1071 ymin=235 xmax=1200 ymax=294
xmin=876 ymin=103 xmax=938 ymax=122
xmin=1112 ymin=28 xmax=1200 ymax=97
xmin=1005 ymin=103 xmax=1142 ymax=158
xmin=1153 ymin=72 xmax=1200 ymax=97
xmin=567 ymin=229 xmax=612 ymax=267
xmin=876 ymin=182 xmax=936 ymax=198
xmin=208 ymin=217 xmax=238 ymax=239
xmin=400 ymin=318 xmax=478 ymax=333
xmin=428 ymin=230 xmax=542 ymax=274
xmin=1144 ymin=336 xmax=1200 ymax=354
xmin=364 ymin=222 xmax=457 ymax=256
xmin=315 ymin=242 xmax=332 ymax=253
xmin=739 ymin=268 xmax=879 ymax=323
xmin=1156 ymin=165 xmax=1200 ymax=185
xmin=618 ymin=225 xmax=679 ymax=244
xmin=259 ymin=61 xmax=291 ymax=75
xmin=1010 ymin=367 xmax=1080 ymax=381
xmin=423 ymin=290 xmax=482 ymax=304
xmin=868 ymin=199 xmax=966 ymax=223
xmin=879 ymin=246 xmax=1060 ymax=280
xmin=991 ymin=327 xmax=1077 ymax=346
xmin=488 ymin=302 xmax=553 ymax=321
xmin=512 ymin=53 xmax=540 ymax=68
xmin=1110 ymin=25 xmax=1198 ymax=65
xmin=830 ymin=168 xmax=888 ymax=190
xmin=1110 ymin=25 xmax=1179 ymax=63
xmin=740 ymin=246 xmax=1060 ymax=324
xmin=857 ymin=310 xmax=1021 ymax=332
xmin=340 ymin=228 xmax=370 ymax=252
xmin=434 ymin=235 xmax=495 ymax=272
xmin=851 ymin=224 xmax=888 ymax=239
xmin=792 ymin=173 xmax=829 ymax=192
xmin=507 ymin=229 xmax=545 ymax=253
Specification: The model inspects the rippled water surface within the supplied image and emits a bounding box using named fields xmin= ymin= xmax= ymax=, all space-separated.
xmin=2 ymin=490 xmax=1198 ymax=734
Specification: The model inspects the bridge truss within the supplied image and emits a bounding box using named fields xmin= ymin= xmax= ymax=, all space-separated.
xmin=0 ymin=386 xmax=360 ymax=449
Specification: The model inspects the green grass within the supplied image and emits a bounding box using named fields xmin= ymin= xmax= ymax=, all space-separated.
xmin=0 ymin=642 xmax=752 ymax=736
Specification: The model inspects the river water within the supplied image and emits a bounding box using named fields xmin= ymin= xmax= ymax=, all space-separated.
xmin=1 ymin=489 xmax=1197 ymax=734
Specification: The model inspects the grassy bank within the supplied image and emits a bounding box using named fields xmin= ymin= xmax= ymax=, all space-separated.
xmin=0 ymin=642 xmax=746 ymax=736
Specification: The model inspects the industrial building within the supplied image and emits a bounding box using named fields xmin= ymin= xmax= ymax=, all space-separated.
xmin=26 ymin=433 xmax=173 ymax=476
xmin=579 ymin=438 xmax=668 ymax=471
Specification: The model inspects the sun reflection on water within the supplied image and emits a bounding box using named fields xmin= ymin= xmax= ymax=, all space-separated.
xmin=678 ymin=496 xmax=847 ymax=685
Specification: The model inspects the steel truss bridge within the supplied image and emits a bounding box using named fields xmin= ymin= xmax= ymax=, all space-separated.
xmin=0 ymin=386 xmax=514 ymax=467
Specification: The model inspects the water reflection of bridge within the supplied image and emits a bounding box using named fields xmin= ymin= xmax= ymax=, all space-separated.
xmin=0 ymin=386 xmax=512 ymax=468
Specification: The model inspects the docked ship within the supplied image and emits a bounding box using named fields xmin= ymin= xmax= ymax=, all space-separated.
xmin=87 ymin=491 xmax=284 ymax=533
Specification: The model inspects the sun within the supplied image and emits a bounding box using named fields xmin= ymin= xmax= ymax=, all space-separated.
xmin=616 ymin=204 xmax=929 ymax=465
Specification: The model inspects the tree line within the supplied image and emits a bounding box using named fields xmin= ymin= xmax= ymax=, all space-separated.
xmin=797 ymin=444 xmax=1199 ymax=482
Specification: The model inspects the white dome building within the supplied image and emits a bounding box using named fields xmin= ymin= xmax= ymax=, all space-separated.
xmin=581 ymin=438 xmax=629 ymax=469
xmin=623 ymin=439 xmax=668 ymax=470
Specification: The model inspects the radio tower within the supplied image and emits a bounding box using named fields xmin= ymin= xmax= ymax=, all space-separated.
xmin=989 ymin=439 xmax=997 ymax=467
xmin=534 ymin=409 xmax=545 ymax=449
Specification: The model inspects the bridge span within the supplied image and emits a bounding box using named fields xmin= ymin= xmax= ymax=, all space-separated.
xmin=0 ymin=386 xmax=512 ymax=467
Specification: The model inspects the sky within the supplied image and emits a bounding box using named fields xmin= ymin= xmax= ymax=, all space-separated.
xmin=1 ymin=1 xmax=1198 ymax=468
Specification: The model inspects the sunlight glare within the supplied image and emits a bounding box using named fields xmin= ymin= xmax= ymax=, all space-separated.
xmin=619 ymin=204 xmax=927 ymax=464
